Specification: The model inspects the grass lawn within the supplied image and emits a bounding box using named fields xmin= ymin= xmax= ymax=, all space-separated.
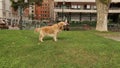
xmin=0 ymin=30 xmax=120 ymax=68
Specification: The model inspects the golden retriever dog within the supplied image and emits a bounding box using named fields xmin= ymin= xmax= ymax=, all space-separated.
xmin=35 ymin=21 xmax=68 ymax=42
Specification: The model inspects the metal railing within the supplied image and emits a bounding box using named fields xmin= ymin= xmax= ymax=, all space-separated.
xmin=0 ymin=17 xmax=48 ymax=30
xmin=21 ymin=20 xmax=47 ymax=30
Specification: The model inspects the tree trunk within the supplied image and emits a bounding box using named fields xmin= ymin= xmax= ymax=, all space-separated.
xmin=96 ymin=0 xmax=110 ymax=31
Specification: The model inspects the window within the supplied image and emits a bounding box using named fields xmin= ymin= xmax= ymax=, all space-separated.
xmin=44 ymin=11 xmax=47 ymax=13
xmin=93 ymin=6 xmax=96 ymax=9
xmin=78 ymin=5 xmax=81 ymax=9
xmin=87 ymin=5 xmax=90 ymax=9
xmin=71 ymin=5 xmax=77 ymax=9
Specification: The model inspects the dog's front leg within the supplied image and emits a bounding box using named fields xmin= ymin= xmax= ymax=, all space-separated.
xmin=53 ymin=34 xmax=58 ymax=42
xmin=53 ymin=36 xmax=57 ymax=42
xmin=39 ymin=34 xmax=44 ymax=42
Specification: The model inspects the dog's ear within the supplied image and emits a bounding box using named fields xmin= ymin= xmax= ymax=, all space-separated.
xmin=59 ymin=26 xmax=64 ymax=30
xmin=64 ymin=19 xmax=68 ymax=25
xmin=65 ymin=19 xmax=67 ymax=23
xmin=58 ymin=23 xmax=64 ymax=30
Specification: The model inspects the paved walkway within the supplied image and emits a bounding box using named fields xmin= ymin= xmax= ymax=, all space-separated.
xmin=98 ymin=33 xmax=120 ymax=41
xmin=105 ymin=36 xmax=120 ymax=41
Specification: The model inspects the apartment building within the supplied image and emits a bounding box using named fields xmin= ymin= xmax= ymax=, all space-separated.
xmin=0 ymin=0 xmax=3 ymax=18
xmin=20 ymin=0 xmax=54 ymax=22
xmin=54 ymin=0 xmax=120 ymax=22
xmin=0 ymin=0 xmax=11 ymax=18
xmin=34 ymin=0 xmax=54 ymax=22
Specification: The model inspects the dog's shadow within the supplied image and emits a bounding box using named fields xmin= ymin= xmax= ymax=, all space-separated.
xmin=31 ymin=33 xmax=69 ymax=42
xmin=58 ymin=37 xmax=68 ymax=40
xmin=43 ymin=36 xmax=68 ymax=41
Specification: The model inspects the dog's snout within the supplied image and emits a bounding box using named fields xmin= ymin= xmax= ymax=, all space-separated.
xmin=65 ymin=22 xmax=69 ymax=25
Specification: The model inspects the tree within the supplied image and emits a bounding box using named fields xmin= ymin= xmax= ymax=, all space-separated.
xmin=10 ymin=0 xmax=43 ymax=11
xmin=95 ymin=0 xmax=111 ymax=31
xmin=10 ymin=0 xmax=43 ymax=30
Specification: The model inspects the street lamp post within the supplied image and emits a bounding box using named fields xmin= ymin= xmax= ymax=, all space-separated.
xmin=62 ymin=0 xmax=65 ymax=21
xmin=14 ymin=0 xmax=28 ymax=30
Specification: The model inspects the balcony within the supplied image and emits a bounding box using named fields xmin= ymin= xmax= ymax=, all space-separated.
xmin=54 ymin=8 xmax=96 ymax=13
xmin=109 ymin=9 xmax=120 ymax=13
xmin=54 ymin=0 xmax=120 ymax=2
xmin=54 ymin=8 xmax=120 ymax=13
xmin=54 ymin=0 xmax=95 ymax=2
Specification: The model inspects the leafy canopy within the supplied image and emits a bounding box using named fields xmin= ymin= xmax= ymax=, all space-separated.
xmin=10 ymin=0 xmax=43 ymax=11
xmin=99 ymin=0 xmax=111 ymax=5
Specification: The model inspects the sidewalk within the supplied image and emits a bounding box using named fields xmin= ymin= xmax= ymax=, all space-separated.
xmin=104 ymin=36 xmax=120 ymax=41
xmin=98 ymin=33 xmax=120 ymax=41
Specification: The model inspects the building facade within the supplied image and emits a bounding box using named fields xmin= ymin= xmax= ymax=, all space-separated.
xmin=0 ymin=0 xmax=3 ymax=18
xmin=54 ymin=0 xmax=120 ymax=22
xmin=34 ymin=0 xmax=54 ymax=22
xmin=19 ymin=0 xmax=54 ymax=22
xmin=0 ymin=0 xmax=11 ymax=18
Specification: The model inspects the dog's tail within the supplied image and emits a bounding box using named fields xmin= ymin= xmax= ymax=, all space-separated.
xmin=34 ymin=28 xmax=41 ymax=33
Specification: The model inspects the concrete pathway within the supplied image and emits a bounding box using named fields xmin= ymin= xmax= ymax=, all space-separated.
xmin=98 ymin=33 xmax=120 ymax=41
xmin=104 ymin=36 xmax=120 ymax=41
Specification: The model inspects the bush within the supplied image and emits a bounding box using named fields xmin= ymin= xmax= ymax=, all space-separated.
xmin=69 ymin=21 xmax=96 ymax=27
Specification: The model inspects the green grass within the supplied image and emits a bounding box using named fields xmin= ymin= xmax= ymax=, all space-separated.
xmin=0 ymin=30 xmax=120 ymax=68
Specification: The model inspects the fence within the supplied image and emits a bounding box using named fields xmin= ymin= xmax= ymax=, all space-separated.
xmin=108 ymin=24 xmax=120 ymax=32
xmin=0 ymin=17 xmax=48 ymax=30
xmin=21 ymin=20 xmax=47 ymax=30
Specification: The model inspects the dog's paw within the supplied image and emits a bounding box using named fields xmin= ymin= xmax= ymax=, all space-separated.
xmin=39 ymin=40 xmax=44 ymax=42
xmin=54 ymin=39 xmax=58 ymax=42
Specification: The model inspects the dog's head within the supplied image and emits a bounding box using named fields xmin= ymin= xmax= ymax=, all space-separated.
xmin=58 ymin=20 xmax=69 ymax=26
xmin=57 ymin=20 xmax=69 ymax=30
xmin=34 ymin=28 xmax=40 ymax=33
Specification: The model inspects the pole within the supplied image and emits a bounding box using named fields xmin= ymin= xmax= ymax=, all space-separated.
xmin=62 ymin=1 xmax=65 ymax=21
xmin=62 ymin=3 xmax=63 ymax=21
xmin=18 ymin=6 xmax=23 ymax=30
